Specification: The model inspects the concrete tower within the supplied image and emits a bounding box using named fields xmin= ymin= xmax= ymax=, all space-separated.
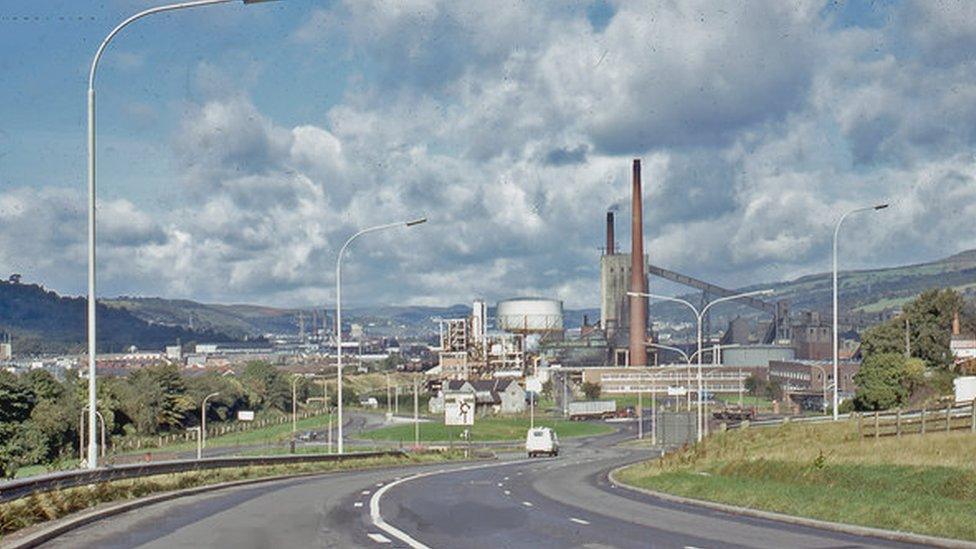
xmin=628 ymin=159 xmax=648 ymax=366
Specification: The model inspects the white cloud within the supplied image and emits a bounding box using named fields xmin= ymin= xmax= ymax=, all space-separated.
xmin=14 ymin=0 xmax=976 ymax=310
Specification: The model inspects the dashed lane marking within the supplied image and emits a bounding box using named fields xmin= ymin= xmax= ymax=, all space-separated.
xmin=522 ymin=501 xmax=533 ymax=507
xmin=497 ymin=483 xmax=504 ymax=487
xmin=367 ymin=533 xmax=392 ymax=543
xmin=503 ymin=490 xmax=511 ymax=495
xmin=570 ymin=518 xmax=590 ymax=525
xmin=354 ymin=502 xmax=364 ymax=508
xmin=361 ymin=490 xmax=371 ymax=495
xmin=376 ymin=482 xmax=384 ymax=487
xmin=371 ymin=458 xmax=536 ymax=549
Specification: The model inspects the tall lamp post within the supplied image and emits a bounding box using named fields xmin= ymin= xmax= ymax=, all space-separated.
xmin=630 ymin=289 xmax=772 ymax=442
xmin=335 ymin=217 xmax=427 ymax=453
xmin=199 ymin=392 xmax=219 ymax=459
xmin=832 ymin=203 xmax=888 ymax=420
xmin=85 ymin=0 xmax=276 ymax=469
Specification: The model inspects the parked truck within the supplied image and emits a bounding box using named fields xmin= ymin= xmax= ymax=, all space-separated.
xmin=568 ymin=400 xmax=617 ymax=421
xmin=712 ymin=406 xmax=756 ymax=421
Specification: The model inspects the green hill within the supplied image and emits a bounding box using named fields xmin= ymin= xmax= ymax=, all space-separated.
xmin=0 ymin=281 xmax=235 ymax=355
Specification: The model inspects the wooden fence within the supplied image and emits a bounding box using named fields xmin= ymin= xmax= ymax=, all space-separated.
xmin=859 ymin=400 xmax=976 ymax=438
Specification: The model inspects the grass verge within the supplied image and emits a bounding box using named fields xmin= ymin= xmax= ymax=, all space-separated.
xmin=0 ymin=450 xmax=465 ymax=539
xmin=359 ymin=415 xmax=614 ymax=442
xmin=614 ymin=420 xmax=976 ymax=541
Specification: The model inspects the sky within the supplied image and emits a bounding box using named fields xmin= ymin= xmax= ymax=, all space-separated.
xmin=1 ymin=0 xmax=975 ymax=309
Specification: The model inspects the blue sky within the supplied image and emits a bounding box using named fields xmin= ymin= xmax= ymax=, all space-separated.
xmin=1 ymin=1 xmax=975 ymax=309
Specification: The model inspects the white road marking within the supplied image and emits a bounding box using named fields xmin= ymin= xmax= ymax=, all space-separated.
xmin=376 ymin=482 xmax=384 ymax=487
xmin=371 ymin=458 xmax=536 ymax=549
xmin=361 ymin=490 xmax=371 ymax=495
xmin=522 ymin=501 xmax=533 ymax=507
xmin=503 ymin=476 xmax=509 ymax=480
xmin=683 ymin=546 xmax=704 ymax=549
xmin=503 ymin=490 xmax=511 ymax=495
xmin=367 ymin=533 xmax=392 ymax=543
xmin=570 ymin=518 xmax=590 ymax=525
xmin=354 ymin=502 xmax=364 ymax=508
xmin=497 ymin=482 xmax=503 ymax=487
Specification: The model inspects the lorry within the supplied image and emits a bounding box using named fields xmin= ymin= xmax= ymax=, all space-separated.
xmin=712 ymin=406 xmax=756 ymax=421
xmin=567 ymin=400 xmax=617 ymax=421
xmin=526 ymin=427 xmax=559 ymax=457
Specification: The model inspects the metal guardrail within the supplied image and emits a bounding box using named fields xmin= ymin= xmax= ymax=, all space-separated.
xmin=732 ymin=401 xmax=976 ymax=430
xmin=0 ymin=450 xmax=403 ymax=504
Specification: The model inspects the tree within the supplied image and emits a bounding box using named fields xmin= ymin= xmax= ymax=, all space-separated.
xmin=241 ymin=361 xmax=289 ymax=412
xmin=853 ymin=352 xmax=909 ymax=411
xmin=581 ymin=382 xmax=601 ymax=401
xmin=0 ymin=370 xmax=35 ymax=423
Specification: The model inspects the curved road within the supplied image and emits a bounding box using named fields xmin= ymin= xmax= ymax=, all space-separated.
xmin=38 ymin=423 xmax=925 ymax=548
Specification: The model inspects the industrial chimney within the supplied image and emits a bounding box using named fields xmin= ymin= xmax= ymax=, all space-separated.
xmin=953 ymin=311 xmax=961 ymax=336
xmin=606 ymin=211 xmax=615 ymax=255
xmin=629 ymin=159 xmax=648 ymax=366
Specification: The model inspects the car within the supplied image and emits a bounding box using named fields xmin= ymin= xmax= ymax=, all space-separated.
xmin=525 ymin=427 xmax=559 ymax=458
xmin=297 ymin=430 xmax=317 ymax=442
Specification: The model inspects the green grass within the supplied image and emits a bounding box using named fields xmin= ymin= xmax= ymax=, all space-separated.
xmin=615 ymin=420 xmax=976 ymax=541
xmin=116 ymin=413 xmax=336 ymax=457
xmin=0 ymin=450 xmax=466 ymax=538
xmin=359 ymin=415 xmax=614 ymax=442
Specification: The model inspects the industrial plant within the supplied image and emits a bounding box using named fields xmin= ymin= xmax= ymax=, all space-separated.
xmin=427 ymin=159 xmax=867 ymax=413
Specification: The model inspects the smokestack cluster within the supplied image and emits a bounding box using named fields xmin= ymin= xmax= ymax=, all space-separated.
xmin=629 ymin=159 xmax=648 ymax=366
xmin=605 ymin=211 xmax=615 ymax=255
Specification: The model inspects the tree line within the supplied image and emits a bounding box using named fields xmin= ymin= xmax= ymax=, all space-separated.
xmin=852 ymin=288 xmax=974 ymax=411
xmin=0 ymin=361 xmax=345 ymax=478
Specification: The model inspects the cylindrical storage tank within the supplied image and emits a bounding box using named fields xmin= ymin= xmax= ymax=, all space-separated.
xmin=496 ymin=298 xmax=564 ymax=333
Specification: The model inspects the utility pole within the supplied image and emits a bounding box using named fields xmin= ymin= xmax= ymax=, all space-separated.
xmin=905 ymin=317 xmax=911 ymax=358
xmin=413 ymin=376 xmax=420 ymax=447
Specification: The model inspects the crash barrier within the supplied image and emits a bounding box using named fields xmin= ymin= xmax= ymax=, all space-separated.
xmin=0 ymin=450 xmax=403 ymax=504
xmin=727 ymin=401 xmax=976 ymax=437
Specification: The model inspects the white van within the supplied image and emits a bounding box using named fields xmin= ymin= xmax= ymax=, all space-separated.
xmin=525 ymin=427 xmax=559 ymax=458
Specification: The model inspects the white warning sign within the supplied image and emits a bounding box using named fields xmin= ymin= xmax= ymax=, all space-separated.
xmin=444 ymin=393 xmax=475 ymax=426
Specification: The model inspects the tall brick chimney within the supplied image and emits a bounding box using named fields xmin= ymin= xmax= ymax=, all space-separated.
xmin=629 ymin=159 xmax=648 ymax=366
xmin=606 ymin=211 xmax=615 ymax=255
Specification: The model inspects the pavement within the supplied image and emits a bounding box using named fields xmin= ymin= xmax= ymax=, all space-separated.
xmin=35 ymin=421 xmax=929 ymax=548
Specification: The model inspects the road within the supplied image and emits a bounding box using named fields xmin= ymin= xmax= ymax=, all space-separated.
xmin=38 ymin=423 xmax=925 ymax=548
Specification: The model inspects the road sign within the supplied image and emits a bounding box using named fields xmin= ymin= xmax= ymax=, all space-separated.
xmin=444 ymin=393 xmax=475 ymax=426
xmin=667 ymin=386 xmax=688 ymax=397
xmin=237 ymin=410 xmax=255 ymax=421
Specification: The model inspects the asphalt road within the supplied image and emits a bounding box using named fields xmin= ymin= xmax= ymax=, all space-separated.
xmin=38 ymin=422 xmax=927 ymax=548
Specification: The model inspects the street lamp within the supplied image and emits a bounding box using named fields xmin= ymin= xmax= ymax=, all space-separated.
xmin=629 ymin=289 xmax=773 ymax=442
xmin=832 ymin=203 xmax=888 ymax=420
xmin=199 ymin=392 xmax=219 ymax=459
xmin=85 ymin=0 xmax=276 ymax=470
xmin=335 ymin=217 xmax=427 ymax=453
xmin=809 ymin=364 xmax=830 ymax=415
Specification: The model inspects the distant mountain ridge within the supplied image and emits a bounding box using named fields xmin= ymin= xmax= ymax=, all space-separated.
xmin=0 ymin=282 xmax=235 ymax=355
xmin=5 ymin=248 xmax=976 ymax=354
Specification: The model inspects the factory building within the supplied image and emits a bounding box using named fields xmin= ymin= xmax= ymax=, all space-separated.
xmin=598 ymin=159 xmax=652 ymax=366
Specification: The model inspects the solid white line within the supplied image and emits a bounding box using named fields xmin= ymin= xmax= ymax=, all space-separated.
xmin=570 ymin=518 xmax=590 ymax=525
xmin=522 ymin=501 xmax=533 ymax=507
xmin=370 ymin=459 xmax=536 ymax=549
xmin=367 ymin=533 xmax=392 ymax=543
